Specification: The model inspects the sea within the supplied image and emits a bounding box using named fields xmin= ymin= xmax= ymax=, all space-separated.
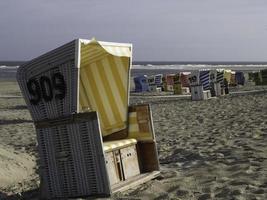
xmin=1 ymin=61 xmax=267 ymax=80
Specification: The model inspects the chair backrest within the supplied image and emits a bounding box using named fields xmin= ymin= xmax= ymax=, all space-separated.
xmin=199 ymin=70 xmax=210 ymax=90
xmin=16 ymin=40 xmax=78 ymax=122
xmin=134 ymin=75 xmax=148 ymax=92
xmin=189 ymin=71 xmax=200 ymax=86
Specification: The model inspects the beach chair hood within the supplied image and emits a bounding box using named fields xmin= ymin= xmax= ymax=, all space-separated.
xmin=79 ymin=39 xmax=132 ymax=136
xmin=17 ymin=38 xmax=132 ymax=137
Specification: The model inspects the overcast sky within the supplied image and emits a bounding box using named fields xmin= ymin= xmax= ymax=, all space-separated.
xmin=1 ymin=0 xmax=267 ymax=61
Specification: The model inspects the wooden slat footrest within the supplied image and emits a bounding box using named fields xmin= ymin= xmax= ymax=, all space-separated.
xmin=111 ymin=171 xmax=160 ymax=193
xmin=103 ymin=138 xmax=137 ymax=153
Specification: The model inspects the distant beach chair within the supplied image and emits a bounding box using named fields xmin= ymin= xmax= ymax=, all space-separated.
xmin=147 ymin=75 xmax=158 ymax=92
xmin=130 ymin=77 xmax=136 ymax=92
xmin=134 ymin=75 xmax=149 ymax=92
xmin=173 ymin=73 xmax=182 ymax=94
xmin=180 ymin=72 xmax=190 ymax=87
xmin=209 ymin=69 xmax=225 ymax=97
xmin=223 ymin=70 xmax=232 ymax=94
xmin=189 ymin=71 xmax=211 ymax=101
xmin=230 ymin=71 xmax=237 ymax=86
xmin=252 ymin=69 xmax=267 ymax=85
xmin=163 ymin=74 xmax=175 ymax=92
xmin=224 ymin=70 xmax=232 ymax=83
xmin=154 ymin=74 xmax=163 ymax=88
xmin=259 ymin=69 xmax=267 ymax=85
xmin=235 ymin=71 xmax=245 ymax=85
xmin=199 ymin=70 xmax=210 ymax=90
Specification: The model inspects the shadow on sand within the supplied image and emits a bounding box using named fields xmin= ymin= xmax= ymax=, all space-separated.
xmin=0 ymin=188 xmax=39 ymax=200
xmin=0 ymin=119 xmax=32 ymax=125
xmin=9 ymin=105 xmax=28 ymax=110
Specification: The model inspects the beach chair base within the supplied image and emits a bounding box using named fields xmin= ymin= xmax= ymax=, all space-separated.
xmin=191 ymin=85 xmax=211 ymax=101
xmin=103 ymin=140 xmax=160 ymax=196
xmin=36 ymin=104 xmax=160 ymax=199
xmin=104 ymin=139 xmax=140 ymax=186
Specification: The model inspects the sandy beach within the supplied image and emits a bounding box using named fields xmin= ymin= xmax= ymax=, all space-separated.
xmin=0 ymin=80 xmax=267 ymax=199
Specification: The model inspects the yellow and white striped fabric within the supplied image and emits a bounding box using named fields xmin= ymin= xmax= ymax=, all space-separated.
xmin=103 ymin=138 xmax=137 ymax=152
xmin=128 ymin=111 xmax=153 ymax=141
xmin=79 ymin=40 xmax=131 ymax=136
xmin=224 ymin=70 xmax=232 ymax=83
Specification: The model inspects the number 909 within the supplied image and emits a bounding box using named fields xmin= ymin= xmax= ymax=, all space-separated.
xmin=26 ymin=72 xmax=66 ymax=105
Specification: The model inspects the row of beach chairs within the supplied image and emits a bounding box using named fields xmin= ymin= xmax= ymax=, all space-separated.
xmin=130 ymin=70 xmax=254 ymax=94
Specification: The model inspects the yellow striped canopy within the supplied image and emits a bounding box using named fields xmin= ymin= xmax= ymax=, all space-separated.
xmin=224 ymin=70 xmax=232 ymax=83
xmin=79 ymin=39 xmax=132 ymax=136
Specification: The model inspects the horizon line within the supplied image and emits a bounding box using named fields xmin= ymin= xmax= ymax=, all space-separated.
xmin=2 ymin=60 xmax=267 ymax=66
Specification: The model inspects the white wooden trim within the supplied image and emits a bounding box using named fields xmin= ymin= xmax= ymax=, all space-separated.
xmin=79 ymin=38 xmax=132 ymax=47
